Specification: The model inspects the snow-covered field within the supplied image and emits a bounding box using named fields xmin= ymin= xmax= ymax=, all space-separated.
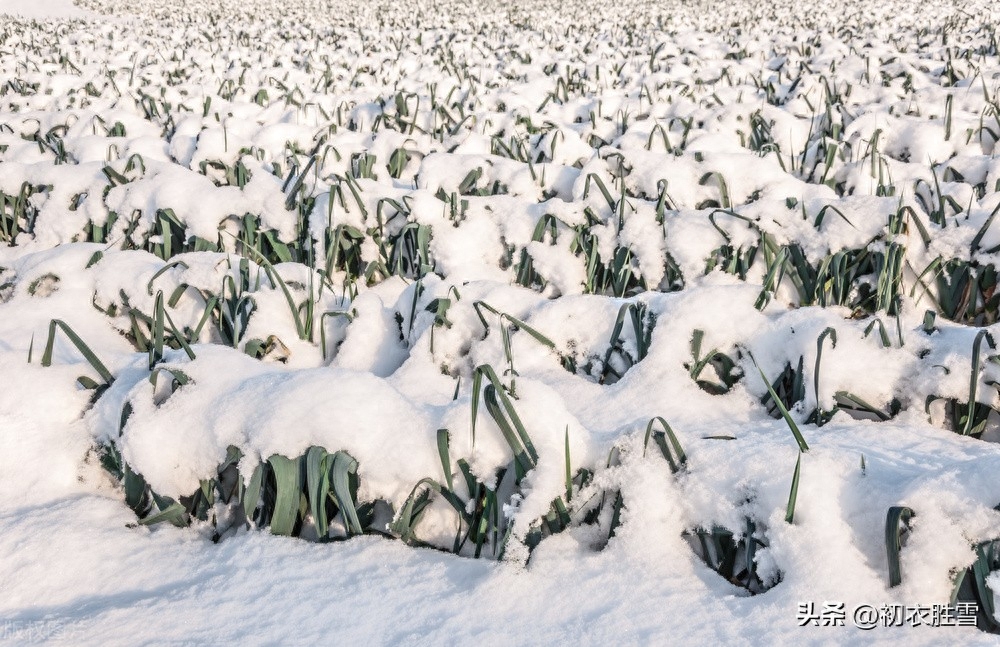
xmin=5 ymin=0 xmax=1000 ymax=642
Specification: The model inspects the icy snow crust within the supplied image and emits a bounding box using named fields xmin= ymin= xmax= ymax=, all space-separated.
xmin=5 ymin=0 xmax=1000 ymax=642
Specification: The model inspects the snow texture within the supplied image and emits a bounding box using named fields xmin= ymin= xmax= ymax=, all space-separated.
xmin=5 ymin=0 xmax=1000 ymax=643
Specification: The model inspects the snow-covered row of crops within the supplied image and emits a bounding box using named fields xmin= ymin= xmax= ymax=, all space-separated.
xmin=6 ymin=0 xmax=1000 ymax=640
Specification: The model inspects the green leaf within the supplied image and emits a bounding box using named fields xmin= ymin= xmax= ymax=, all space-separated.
xmin=391 ymin=478 xmax=441 ymax=541
xmin=964 ymin=331 xmax=996 ymax=436
xmin=148 ymin=368 xmax=192 ymax=402
xmin=238 ymin=242 xmax=310 ymax=341
xmin=886 ymin=505 xmax=915 ymax=587
xmin=642 ymin=417 xmax=686 ymax=473
xmin=470 ymin=364 xmax=538 ymax=466
xmin=437 ymin=429 xmax=453 ymax=491
xmin=149 ymin=291 xmax=165 ymax=370
xmin=835 ymin=391 xmax=891 ymax=421
xmin=305 ymin=446 xmax=330 ymax=538
xmin=244 ymin=462 xmax=266 ymax=523
xmin=146 ymin=260 xmax=189 ymax=295
xmin=484 ymin=384 xmax=535 ymax=478
xmin=267 ymin=454 xmax=302 ymax=536
xmin=473 ymin=301 xmax=558 ymax=352
xmin=813 ymin=327 xmax=837 ymax=424
xmin=41 ymin=319 xmax=115 ymax=385
xmin=564 ymin=426 xmax=572 ymax=502
xmin=785 ymin=452 xmax=802 ymax=524
xmin=972 ymin=202 xmax=1000 ymax=253
xmin=139 ymin=501 xmax=188 ymax=527
xmin=330 ymin=451 xmax=363 ymax=535
xmin=123 ymin=464 xmax=149 ymax=516
xmin=747 ymin=350 xmax=809 ymax=452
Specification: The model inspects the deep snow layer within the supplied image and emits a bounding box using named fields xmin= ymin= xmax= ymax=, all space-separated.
xmin=5 ymin=359 xmax=1000 ymax=645
xmin=5 ymin=0 xmax=1000 ymax=643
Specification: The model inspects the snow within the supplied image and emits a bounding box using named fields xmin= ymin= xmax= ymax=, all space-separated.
xmin=5 ymin=399 xmax=1000 ymax=643
xmin=6 ymin=0 xmax=1000 ymax=641
xmin=0 ymin=0 xmax=90 ymax=18
xmin=6 ymin=250 xmax=1000 ymax=642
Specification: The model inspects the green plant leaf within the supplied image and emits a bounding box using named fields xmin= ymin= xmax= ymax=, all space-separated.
xmin=267 ymin=454 xmax=302 ymax=536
